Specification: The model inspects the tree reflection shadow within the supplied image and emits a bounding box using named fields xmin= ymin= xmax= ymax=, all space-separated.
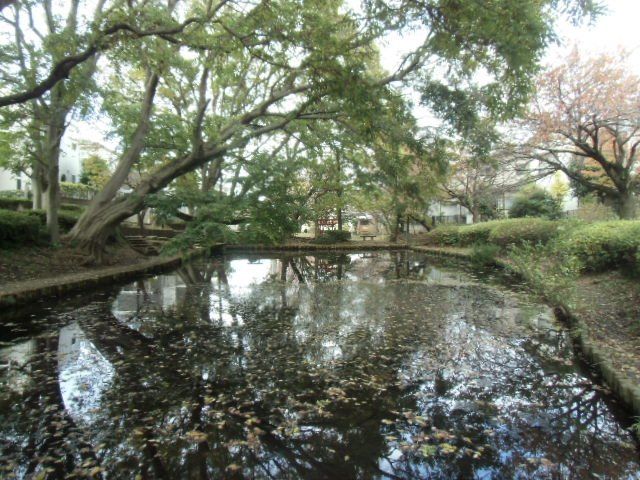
xmin=0 ymin=252 xmax=638 ymax=479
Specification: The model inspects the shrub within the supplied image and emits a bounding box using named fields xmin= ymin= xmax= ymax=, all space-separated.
xmin=422 ymin=225 xmax=461 ymax=246
xmin=0 ymin=210 xmax=43 ymax=246
xmin=574 ymin=202 xmax=617 ymax=222
xmin=456 ymin=221 xmax=499 ymax=246
xmin=488 ymin=218 xmax=559 ymax=248
xmin=312 ymin=230 xmax=351 ymax=244
xmin=25 ymin=209 xmax=81 ymax=232
xmin=60 ymin=182 xmax=95 ymax=199
xmin=0 ymin=196 xmax=32 ymax=211
xmin=509 ymin=186 xmax=562 ymax=219
xmin=558 ymin=220 xmax=640 ymax=272
xmin=507 ymin=242 xmax=582 ymax=308
xmin=469 ymin=243 xmax=500 ymax=268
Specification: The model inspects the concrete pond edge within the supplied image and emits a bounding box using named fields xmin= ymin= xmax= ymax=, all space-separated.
xmin=0 ymin=244 xmax=224 ymax=310
xmin=0 ymin=242 xmax=404 ymax=310
xmin=412 ymin=245 xmax=640 ymax=421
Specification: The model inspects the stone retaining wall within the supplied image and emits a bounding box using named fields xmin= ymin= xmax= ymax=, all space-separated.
xmin=0 ymin=244 xmax=222 ymax=310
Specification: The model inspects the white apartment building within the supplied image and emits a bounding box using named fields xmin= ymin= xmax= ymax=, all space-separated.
xmin=0 ymin=136 xmax=108 ymax=195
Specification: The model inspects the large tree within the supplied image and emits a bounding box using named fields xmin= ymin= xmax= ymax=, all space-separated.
xmin=0 ymin=0 xmax=108 ymax=240
xmin=514 ymin=49 xmax=640 ymax=218
xmin=1 ymin=0 xmax=596 ymax=258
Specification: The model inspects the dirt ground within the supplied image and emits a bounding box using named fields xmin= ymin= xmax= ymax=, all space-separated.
xmin=0 ymin=244 xmax=146 ymax=288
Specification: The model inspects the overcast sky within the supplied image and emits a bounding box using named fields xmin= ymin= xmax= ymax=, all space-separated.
xmin=547 ymin=0 xmax=640 ymax=73
xmin=376 ymin=0 xmax=640 ymax=129
xmin=380 ymin=0 xmax=640 ymax=73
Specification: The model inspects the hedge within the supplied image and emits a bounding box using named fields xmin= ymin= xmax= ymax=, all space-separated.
xmin=312 ymin=230 xmax=352 ymax=244
xmin=456 ymin=221 xmax=498 ymax=246
xmin=487 ymin=218 xmax=560 ymax=248
xmin=26 ymin=209 xmax=81 ymax=232
xmin=559 ymin=221 xmax=640 ymax=272
xmin=422 ymin=225 xmax=461 ymax=246
xmin=0 ymin=196 xmax=85 ymax=212
xmin=423 ymin=218 xmax=640 ymax=274
xmin=0 ymin=208 xmax=82 ymax=247
xmin=423 ymin=219 xmax=558 ymax=248
xmin=0 ymin=210 xmax=43 ymax=246
xmin=0 ymin=197 xmax=32 ymax=211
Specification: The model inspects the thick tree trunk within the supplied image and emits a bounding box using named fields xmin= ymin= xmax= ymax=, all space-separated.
xmin=389 ymin=213 xmax=401 ymax=242
xmin=617 ymin=192 xmax=637 ymax=219
xmin=471 ymin=205 xmax=480 ymax=223
xmin=42 ymin=84 xmax=70 ymax=243
xmin=31 ymin=173 xmax=44 ymax=209
xmin=68 ymin=194 xmax=144 ymax=262
xmin=68 ymin=79 xmax=309 ymax=260
xmin=409 ymin=214 xmax=431 ymax=232
xmin=67 ymin=74 xmax=159 ymax=260
xmin=45 ymin=161 xmax=60 ymax=243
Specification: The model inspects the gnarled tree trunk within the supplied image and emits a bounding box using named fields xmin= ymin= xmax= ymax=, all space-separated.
xmin=616 ymin=191 xmax=637 ymax=219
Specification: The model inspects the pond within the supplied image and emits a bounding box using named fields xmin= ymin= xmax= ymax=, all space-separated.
xmin=1 ymin=251 xmax=639 ymax=479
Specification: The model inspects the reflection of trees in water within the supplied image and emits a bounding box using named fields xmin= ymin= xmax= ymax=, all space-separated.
xmin=1 ymin=253 xmax=638 ymax=479
xmin=0 ymin=334 xmax=103 ymax=479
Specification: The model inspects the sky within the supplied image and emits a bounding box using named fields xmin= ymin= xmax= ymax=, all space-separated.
xmin=546 ymin=0 xmax=640 ymax=73
xmin=379 ymin=0 xmax=640 ymax=73
xmin=375 ymin=0 xmax=640 ymax=129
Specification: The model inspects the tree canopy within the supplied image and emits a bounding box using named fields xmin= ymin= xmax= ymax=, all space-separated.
xmin=0 ymin=0 xmax=599 ymax=258
xmin=513 ymin=49 xmax=639 ymax=218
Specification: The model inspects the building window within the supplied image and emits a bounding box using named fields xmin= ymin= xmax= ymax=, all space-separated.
xmin=16 ymin=179 xmax=21 ymax=190
xmin=61 ymin=174 xmax=67 ymax=182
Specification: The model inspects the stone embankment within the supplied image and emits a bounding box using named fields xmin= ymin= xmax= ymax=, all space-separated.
xmin=0 ymin=245 xmax=222 ymax=309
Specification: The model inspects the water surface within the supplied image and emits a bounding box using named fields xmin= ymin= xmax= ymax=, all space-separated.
xmin=1 ymin=252 xmax=639 ymax=479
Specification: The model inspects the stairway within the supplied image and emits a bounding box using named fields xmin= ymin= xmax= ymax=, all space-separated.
xmin=125 ymin=235 xmax=172 ymax=256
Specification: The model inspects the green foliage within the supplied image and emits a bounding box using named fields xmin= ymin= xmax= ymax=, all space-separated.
xmin=0 ymin=210 xmax=43 ymax=246
xmin=509 ymin=186 xmax=563 ymax=220
xmin=469 ymin=243 xmax=500 ymax=268
xmin=488 ymin=218 xmax=559 ymax=248
xmin=422 ymin=225 xmax=461 ymax=246
xmin=0 ymin=196 xmax=32 ymax=210
xmin=455 ymin=222 xmax=496 ymax=246
xmin=312 ymin=230 xmax=351 ymax=244
xmin=507 ymin=242 xmax=582 ymax=308
xmin=0 ymin=0 xmax=597 ymax=249
xmin=558 ymin=221 xmax=640 ymax=273
xmin=424 ymin=218 xmax=561 ymax=249
xmin=162 ymin=222 xmax=238 ymax=255
xmin=80 ymin=155 xmax=111 ymax=189
xmin=60 ymin=182 xmax=94 ymax=199
xmin=26 ymin=209 xmax=82 ymax=233
xmin=235 ymin=200 xmax=300 ymax=245
xmin=425 ymin=218 xmax=640 ymax=275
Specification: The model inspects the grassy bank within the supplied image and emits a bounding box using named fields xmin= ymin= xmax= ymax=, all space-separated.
xmin=422 ymin=218 xmax=640 ymax=277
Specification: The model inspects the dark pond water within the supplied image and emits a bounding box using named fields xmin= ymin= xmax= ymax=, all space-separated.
xmin=1 ymin=251 xmax=639 ymax=479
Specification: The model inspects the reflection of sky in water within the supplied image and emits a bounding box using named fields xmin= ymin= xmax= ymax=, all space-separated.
xmin=2 ymin=252 xmax=638 ymax=479
xmin=226 ymin=260 xmax=274 ymax=293
xmin=0 ymin=339 xmax=35 ymax=393
xmin=58 ymin=322 xmax=114 ymax=424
